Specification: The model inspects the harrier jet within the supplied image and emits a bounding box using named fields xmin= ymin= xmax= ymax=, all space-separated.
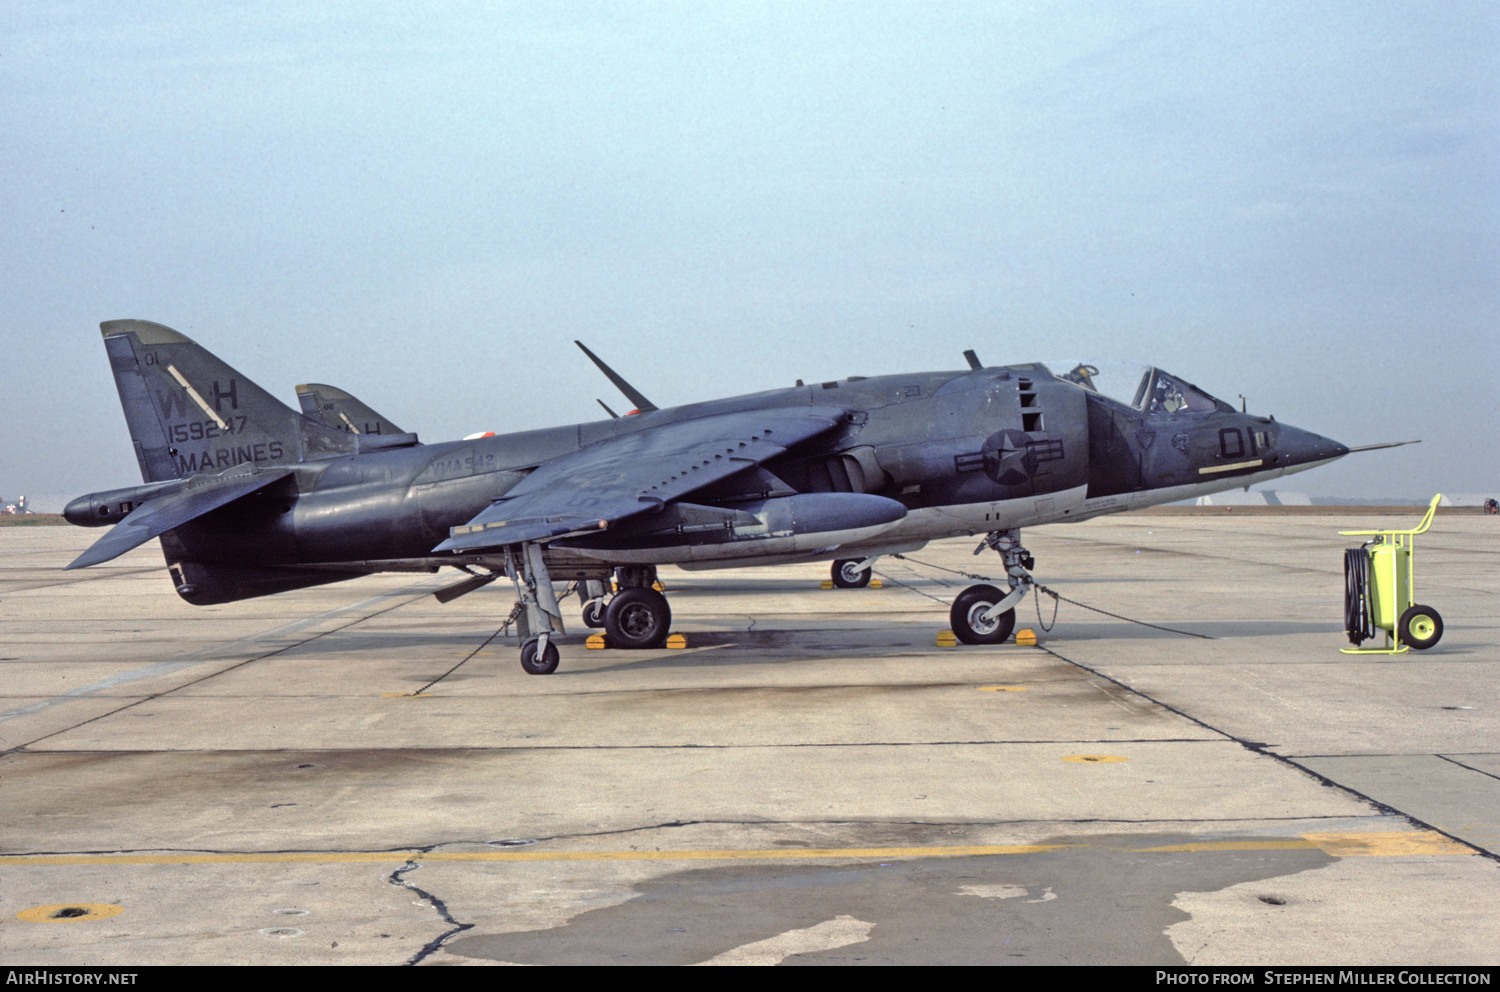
xmin=65 ymin=320 xmax=1349 ymax=673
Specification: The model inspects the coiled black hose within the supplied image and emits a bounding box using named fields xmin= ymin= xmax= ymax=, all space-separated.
xmin=1344 ymin=546 xmax=1373 ymax=645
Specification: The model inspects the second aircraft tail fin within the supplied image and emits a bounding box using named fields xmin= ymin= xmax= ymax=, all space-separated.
xmin=295 ymin=382 xmax=408 ymax=437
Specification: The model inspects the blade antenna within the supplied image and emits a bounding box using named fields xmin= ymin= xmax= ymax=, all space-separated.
xmin=963 ymin=349 xmax=983 ymax=370
xmin=597 ymin=398 xmax=620 ymax=419
xmin=575 ymin=341 xmax=658 ymax=413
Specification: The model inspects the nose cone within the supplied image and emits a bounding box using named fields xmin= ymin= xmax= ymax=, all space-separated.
xmin=63 ymin=494 xmax=96 ymax=527
xmin=1276 ymin=424 xmax=1349 ymax=469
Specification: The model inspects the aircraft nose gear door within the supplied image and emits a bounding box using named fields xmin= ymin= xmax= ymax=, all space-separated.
xmin=508 ymin=543 xmax=565 ymax=674
xmin=950 ymin=529 xmax=1035 ymax=645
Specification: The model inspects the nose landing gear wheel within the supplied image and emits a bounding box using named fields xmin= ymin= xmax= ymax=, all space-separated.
xmin=831 ymin=559 xmax=871 ymax=588
xmin=604 ymin=587 xmax=672 ymax=649
xmin=520 ymin=637 xmax=560 ymax=675
xmin=1398 ymin=605 xmax=1443 ymax=650
xmin=582 ymin=599 xmax=606 ymax=628
xmin=950 ymin=584 xmax=1017 ymax=645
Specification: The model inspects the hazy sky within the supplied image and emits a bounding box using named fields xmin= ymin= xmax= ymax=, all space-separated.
xmin=3 ymin=2 xmax=1496 ymax=505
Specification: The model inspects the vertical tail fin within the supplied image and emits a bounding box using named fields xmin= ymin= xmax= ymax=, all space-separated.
xmin=100 ymin=319 xmax=361 ymax=482
xmin=295 ymin=382 xmax=407 ymax=437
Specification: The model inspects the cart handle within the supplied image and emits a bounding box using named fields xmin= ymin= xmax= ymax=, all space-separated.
xmin=1340 ymin=494 xmax=1443 ymax=537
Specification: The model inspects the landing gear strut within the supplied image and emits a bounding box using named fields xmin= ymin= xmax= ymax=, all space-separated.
xmin=506 ymin=555 xmax=674 ymax=671
xmin=507 ymin=542 xmax=565 ymax=675
xmin=950 ymin=529 xmax=1034 ymax=645
xmin=580 ymin=578 xmax=609 ymax=628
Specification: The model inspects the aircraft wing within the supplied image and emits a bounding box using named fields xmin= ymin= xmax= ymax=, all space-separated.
xmin=66 ymin=468 xmax=296 ymax=569
xmin=434 ymin=407 xmax=849 ymax=553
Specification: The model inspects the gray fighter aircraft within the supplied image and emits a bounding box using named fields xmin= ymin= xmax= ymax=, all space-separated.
xmin=64 ymin=320 xmax=1350 ymax=674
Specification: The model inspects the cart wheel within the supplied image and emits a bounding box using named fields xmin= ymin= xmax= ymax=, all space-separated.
xmin=1398 ymin=605 xmax=1443 ymax=650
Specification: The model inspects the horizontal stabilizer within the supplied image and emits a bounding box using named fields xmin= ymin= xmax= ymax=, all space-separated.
xmin=66 ymin=469 xmax=294 ymax=569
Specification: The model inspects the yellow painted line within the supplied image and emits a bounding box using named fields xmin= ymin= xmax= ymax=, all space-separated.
xmin=426 ymin=844 xmax=1071 ymax=862
xmin=16 ymin=903 xmax=125 ymax=922
xmin=1133 ymin=832 xmax=1470 ymax=856
xmin=1132 ymin=840 xmax=1318 ymax=853
xmin=1300 ymin=831 xmax=1471 ymax=856
xmin=0 ymin=832 xmax=1473 ymax=867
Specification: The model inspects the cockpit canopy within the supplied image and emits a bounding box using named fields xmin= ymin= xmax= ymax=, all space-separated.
xmin=1042 ymin=361 xmax=1226 ymax=415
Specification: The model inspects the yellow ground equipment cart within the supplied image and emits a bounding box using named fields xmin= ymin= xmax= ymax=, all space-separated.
xmin=1341 ymin=495 xmax=1443 ymax=654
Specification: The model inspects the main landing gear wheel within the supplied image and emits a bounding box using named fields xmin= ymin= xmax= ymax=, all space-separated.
xmin=831 ymin=559 xmax=871 ymax=589
xmin=604 ymin=587 xmax=671 ymax=649
xmin=582 ymin=599 xmax=606 ymax=628
xmin=1398 ymin=604 xmax=1443 ymax=650
xmin=520 ymin=637 xmax=560 ymax=675
xmin=950 ymin=584 xmax=1016 ymax=645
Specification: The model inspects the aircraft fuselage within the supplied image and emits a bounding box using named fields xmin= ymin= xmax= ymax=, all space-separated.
xmin=69 ymin=359 xmax=1346 ymax=606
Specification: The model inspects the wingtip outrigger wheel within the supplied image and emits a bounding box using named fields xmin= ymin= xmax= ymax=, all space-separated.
xmin=950 ymin=529 xmax=1035 ymax=645
xmin=520 ymin=635 xmax=560 ymax=675
xmin=508 ymin=542 xmax=567 ymax=674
